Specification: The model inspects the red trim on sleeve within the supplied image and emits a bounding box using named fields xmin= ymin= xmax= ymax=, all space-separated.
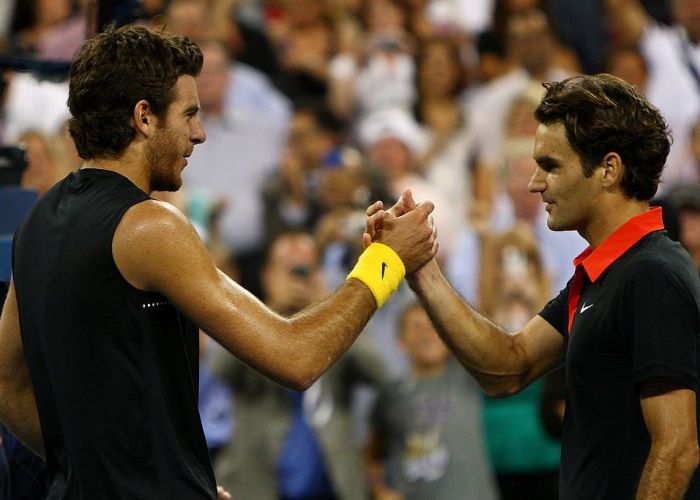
xmin=566 ymin=207 xmax=665 ymax=334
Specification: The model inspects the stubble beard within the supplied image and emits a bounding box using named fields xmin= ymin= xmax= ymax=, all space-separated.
xmin=145 ymin=128 xmax=183 ymax=192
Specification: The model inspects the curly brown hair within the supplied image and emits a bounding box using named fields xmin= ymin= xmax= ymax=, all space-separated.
xmin=67 ymin=24 xmax=203 ymax=160
xmin=534 ymin=73 xmax=671 ymax=201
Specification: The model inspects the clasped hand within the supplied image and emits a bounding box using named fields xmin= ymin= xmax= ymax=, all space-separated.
xmin=362 ymin=189 xmax=438 ymax=274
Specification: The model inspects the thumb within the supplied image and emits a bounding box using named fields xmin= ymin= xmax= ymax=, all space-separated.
xmin=401 ymin=189 xmax=416 ymax=211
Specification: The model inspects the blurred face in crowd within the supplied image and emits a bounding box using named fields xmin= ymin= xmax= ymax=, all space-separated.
xmin=506 ymin=154 xmax=543 ymax=224
xmin=506 ymin=96 xmax=540 ymax=137
xmin=261 ymin=233 xmax=325 ymax=315
xmin=606 ymin=48 xmax=648 ymax=92
xmin=164 ymin=0 xmax=208 ymax=41
xmin=399 ymin=305 xmax=450 ymax=374
xmin=507 ymin=9 xmax=553 ymax=77
xmin=283 ymin=0 xmax=327 ymax=27
xmin=288 ymin=110 xmax=333 ymax=168
xmin=679 ymin=207 xmax=700 ymax=259
xmin=530 ymin=122 xmax=602 ymax=236
xmin=418 ymin=39 xmax=463 ymax=99
xmin=196 ymin=43 xmax=229 ymax=116
xmin=146 ymin=76 xmax=206 ymax=191
xmin=674 ymin=0 xmax=700 ymax=42
xmin=364 ymin=0 xmax=407 ymax=35
xmin=369 ymin=136 xmax=412 ymax=183
xmin=36 ymin=0 xmax=72 ymax=27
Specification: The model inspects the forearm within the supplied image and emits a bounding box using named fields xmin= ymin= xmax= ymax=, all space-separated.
xmin=0 ymin=379 xmax=44 ymax=458
xmin=285 ymin=279 xmax=377 ymax=385
xmin=408 ymin=260 xmax=531 ymax=396
xmin=636 ymin=443 xmax=699 ymax=499
xmin=214 ymin=271 xmax=376 ymax=390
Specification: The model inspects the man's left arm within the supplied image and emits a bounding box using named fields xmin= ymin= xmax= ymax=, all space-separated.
xmin=0 ymin=279 xmax=43 ymax=457
xmin=636 ymin=379 xmax=698 ymax=499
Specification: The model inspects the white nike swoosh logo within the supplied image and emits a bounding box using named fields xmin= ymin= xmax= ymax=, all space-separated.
xmin=580 ymin=303 xmax=594 ymax=313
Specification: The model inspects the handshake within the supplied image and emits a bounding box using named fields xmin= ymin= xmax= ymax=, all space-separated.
xmin=346 ymin=189 xmax=438 ymax=309
xmin=362 ymin=189 xmax=439 ymax=274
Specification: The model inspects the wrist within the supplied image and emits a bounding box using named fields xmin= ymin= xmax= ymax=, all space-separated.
xmin=407 ymin=258 xmax=439 ymax=291
xmin=347 ymin=242 xmax=405 ymax=308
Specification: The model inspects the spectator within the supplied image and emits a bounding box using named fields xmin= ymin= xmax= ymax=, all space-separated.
xmin=605 ymin=0 xmax=700 ymax=187
xmin=266 ymin=0 xmax=335 ymax=106
xmin=182 ymin=40 xmax=289 ymax=297
xmin=161 ymin=0 xmax=282 ymax=86
xmin=358 ymin=107 xmax=457 ymax=257
xmin=478 ymin=225 xmax=561 ymax=500
xmin=211 ymin=231 xmax=389 ymax=500
xmin=668 ymin=183 xmax=700 ymax=271
xmin=7 ymin=0 xmax=86 ymax=60
xmin=17 ymin=130 xmax=72 ymax=195
xmin=261 ymin=103 xmax=343 ymax=248
xmin=467 ymin=7 xmax=575 ymax=212
xmin=414 ymin=36 xmax=475 ymax=217
xmin=474 ymin=30 xmax=512 ymax=86
xmin=604 ymin=44 xmax=649 ymax=92
xmin=1 ymin=70 xmax=69 ymax=145
xmin=366 ymin=301 xmax=499 ymax=500
xmin=328 ymin=0 xmax=417 ymax=120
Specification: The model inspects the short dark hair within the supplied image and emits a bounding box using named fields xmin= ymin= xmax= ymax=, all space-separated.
xmin=68 ymin=24 xmax=203 ymax=160
xmin=535 ymin=73 xmax=671 ymax=201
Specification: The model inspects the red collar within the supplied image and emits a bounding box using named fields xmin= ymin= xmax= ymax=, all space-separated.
xmin=573 ymin=207 xmax=665 ymax=282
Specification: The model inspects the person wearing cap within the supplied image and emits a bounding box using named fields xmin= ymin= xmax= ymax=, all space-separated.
xmin=358 ymin=108 xmax=457 ymax=258
xmin=366 ymin=74 xmax=700 ymax=499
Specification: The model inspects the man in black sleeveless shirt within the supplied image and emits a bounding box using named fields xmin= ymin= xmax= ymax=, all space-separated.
xmin=365 ymin=74 xmax=700 ymax=498
xmin=0 ymin=25 xmax=437 ymax=499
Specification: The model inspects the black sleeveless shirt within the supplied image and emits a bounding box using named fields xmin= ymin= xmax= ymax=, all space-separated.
xmin=12 ymin=169 xmax=217 ymax=499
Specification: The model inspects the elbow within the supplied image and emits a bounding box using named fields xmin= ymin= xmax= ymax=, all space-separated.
xmin=277 ymin=359 xmax=324 ymax=392
xmin=481 ymin=374 xmax=529 ymax=399
xmin=284 ymin=373 xmax=316 ymax=392
xmin=482 ymin=383 xmax=521 ymax=399
xmin=677 ymin=441 xmax=700 ymax=476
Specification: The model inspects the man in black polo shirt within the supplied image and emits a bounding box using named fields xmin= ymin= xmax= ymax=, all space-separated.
xmin=365 ymin=74 xmax=700 ymax=498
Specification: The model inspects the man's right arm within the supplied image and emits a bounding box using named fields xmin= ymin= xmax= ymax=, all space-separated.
xmin=408 ymin=259 xmax=564 ymax=397
xmin=113 ymin=198 xmax=436 ymax=391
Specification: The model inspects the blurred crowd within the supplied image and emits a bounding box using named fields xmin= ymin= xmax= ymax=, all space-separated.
xmin=1 ymin=0 xmax=700 ymax=499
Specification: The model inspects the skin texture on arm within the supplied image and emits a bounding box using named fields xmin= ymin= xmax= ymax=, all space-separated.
xmin=636 ymin=379 xmax=699 ymax=499
xmin=408 ymin=260 xmax=564 ymax=397
xmin=365 ymin=194 xmax=563 ymax=396
xmin=0 ymin=280 xmax=44 ymax=457
xmin=113 ymin=197 xmax=436 ymax=391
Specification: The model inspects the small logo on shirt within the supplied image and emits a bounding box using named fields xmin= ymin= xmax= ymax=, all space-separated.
xmin=381 ymin=262 xmax=388 ymax=279
xmin=580 ymin=303 xmax=594 ymax=313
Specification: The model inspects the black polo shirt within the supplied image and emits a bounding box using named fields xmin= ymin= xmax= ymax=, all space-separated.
xmin=539 ymin=207 xmax=700 ymax=499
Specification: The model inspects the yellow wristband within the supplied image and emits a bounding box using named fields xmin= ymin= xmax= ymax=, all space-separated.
xmin=347 ymin=242 xmax=406 ymax=308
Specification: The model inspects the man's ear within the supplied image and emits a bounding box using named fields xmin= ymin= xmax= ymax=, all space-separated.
xmin=600 ymin=152 xmax=623 ymax=189
xmin=132 ymin=99 xmax=154 ymax=137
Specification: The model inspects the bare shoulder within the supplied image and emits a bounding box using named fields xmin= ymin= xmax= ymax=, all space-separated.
xmin=116 ymin=198 xmax=192 ymax=238
xmin=113 ymin=199 xmax=210 ymax=292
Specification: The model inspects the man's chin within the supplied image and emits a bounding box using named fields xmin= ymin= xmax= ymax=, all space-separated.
xmin=150 ymin=176 xmax=182 ymax=193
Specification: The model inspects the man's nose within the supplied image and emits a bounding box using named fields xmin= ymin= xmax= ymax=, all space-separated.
xmin=191 ymin=117 xmax=206 ymax=145
xmin=528 ymin=168 xmax=545 ymax=193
